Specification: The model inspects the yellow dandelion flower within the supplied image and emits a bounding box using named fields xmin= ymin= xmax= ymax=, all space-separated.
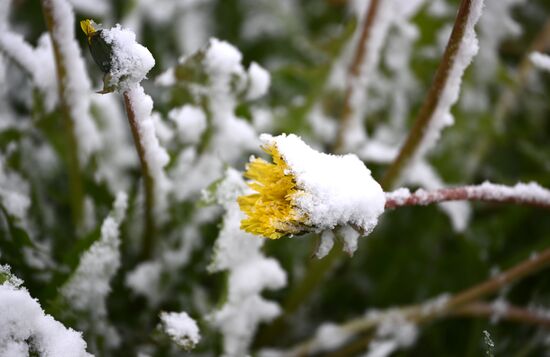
xmin=80 ymin=19 xmax=97 ymax=44
xmin=238 ymin=144 xmax=307 ymax=239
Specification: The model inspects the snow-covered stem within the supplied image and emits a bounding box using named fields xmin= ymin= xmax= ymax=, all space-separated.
xmin=279 ymin=247 xmax=550 ymax=356
xmin=382 ymin=0 xmax=479 ymax=190
xmin=122 ymin=90 xmax=156 ymax=259
xmin=41 ymin=0 xmax=84 ymax=227
xmin=333 ymin=0 xmax=380 ymax=152
xmin=384 ymin=183 xmax=550 ymax=210
xmin=451 ymin=302 xmax=550 ymax=327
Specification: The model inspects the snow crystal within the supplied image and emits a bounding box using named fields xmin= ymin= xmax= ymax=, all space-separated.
xmin=466 ymin=181 xmax=550 ymax=205
xmin=246 ymin=62 xmax=270 ymax=100
xmin=315 ymin=230 xmax=335 ymax=259
xmin=262 ymin=133 xmax=385 ymax=235
xmin=0 ymin=281 xmax=92 ymax=357
xmin=61 ymin=192 xmax=128 ymax=315
xmin=0 ymin=155 xmax=30 ymax=224
xmin=366 ymin=312 xmax=418 ymax=357
xmin=168 ymin=105 xmax=207 ymax=144
xmin=530 ymin=52 xmax=550 ymax=73
xmin=404 ymin=160 xmax=471 ymax=232
xmin=205 ymin=38 xmax=244 ymax=77
xmin=310 ymin=323 xmax=353 ymax=354
xmin=490 ymin=297 xmax=509 ymax=324
xmin=125 ymin=261 xmax=163 ymax=305
xmin=159 ymin=311 xmax=200 ymax=350
xmin=209 ymin=168 xmax=286 ymax=357
xmin=101 ymin=24 xmax=155 ymax=90
xmin=339 ymin=224 xmax=362 ymax=256
xmin=45 ymin=0 xmax=101 ymax=164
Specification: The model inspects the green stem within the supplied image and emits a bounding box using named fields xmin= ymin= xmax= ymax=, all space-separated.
xmin=381 ymin=0 xmax=474 ymax=190
xmin=41 ymin=0 xmax=84 ymax=228
xmin=123 ymin=90 xmax=155 ymax=260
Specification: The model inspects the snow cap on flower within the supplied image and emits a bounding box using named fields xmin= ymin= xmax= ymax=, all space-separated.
xmin=238 ymin=133 xmax=385 ymax=241
xmin=80 ymin=19 xmax=155 ymax=92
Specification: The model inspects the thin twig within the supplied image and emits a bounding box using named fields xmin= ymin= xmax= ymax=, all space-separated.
xmin=123 ymin=91 xmax=155 ymax=260
xmin=334 ymin=0 xmax=380 ymax=152
xmin=452 ymin=302 xmax=550 ymax=327
xmin=41 ymin=0 xmax=84 ymax=228
xmin=280 ymin=247 xmax=550 ymax=356
xmin=384 ymin=183 xmax=550 ymax=210
xmin=381 ymin=0 xmax=474 ymax=190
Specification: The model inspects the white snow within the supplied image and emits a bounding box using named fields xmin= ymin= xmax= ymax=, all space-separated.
xmin=124 ymin=84 xmax=171 ymax=217
xmin=208 ymin=168 xmax=286 ymax=357
xmin=125 ymin=261 xmax=163 ymax=305
xmin=465 ymin=181 xmax=550 ymax=205
xmin=159 ymin=311 xmax=200 ymax=350
xmin=168 ymin=105 xmax=207 ymax=144
xmin=310 ymin=323 xmax=353 ymax=354
xmin=204 ymin=38 xmax=244 ymax=78
xmin=315 ymin=230 xmax=335 ymax=259
xmin=530 ymin=52 xmax=550 ymax=73
xmin=44 ymin=0 xmax=101 ymax=164
xmin=246 ymin=62 xmax=271 ymax=100
xmin=366 ymin=312 xmax=418 ymax=357
xmin=404 ymin=160 xmax=471 ymax=232
xmin=0 ymin=155 xmax=30 ymax=224
xmin=0 ymin=275 xmax=92 ymax=357
xmin=61 ymin=192 xmax=128 ymax=315
xmin=101 ymin=24 xmax=156 ymax=90
xmin=416 ymin=0 xmax=485 ymax=158
xmin=262 ymin=133 xmax=385 ymax=236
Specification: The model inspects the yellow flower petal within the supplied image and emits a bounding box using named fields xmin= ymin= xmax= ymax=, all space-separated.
xmin=238 ymin=144 xmax=307 ymax=239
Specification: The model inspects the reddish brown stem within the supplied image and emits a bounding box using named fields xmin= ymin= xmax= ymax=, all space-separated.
xmin=123 ymin=91 xmax=155 ymax=260
xmin=384 ymin=185 xmax=550 ymax=210
xmin=381 ymin=0 xmax=474 ymax=190
xmin=452 ymin=302 xmax=550 ymax=327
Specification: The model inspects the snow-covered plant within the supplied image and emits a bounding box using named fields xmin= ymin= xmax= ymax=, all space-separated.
xmin=1 ymin=0 xmax=550 ymax=356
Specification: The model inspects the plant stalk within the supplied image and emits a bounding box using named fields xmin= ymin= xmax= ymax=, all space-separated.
xmin=381 ymin=0 xmax=474 ymax=190
xmin=123 ymin=91 xmax=155 ymax=260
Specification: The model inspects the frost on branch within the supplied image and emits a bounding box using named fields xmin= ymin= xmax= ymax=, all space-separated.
xmin=158 ymin=311 xmax=201 ymax=351
xmin=124 ymin=84 xmax=172 ymax=217
xmin=385 ymin=181 xmax=550 ymax=209
xmin=0 ymin=266 xmax=92 ymax=357
xmin=238 ymin=133 xmax=385 ymax=255
xmin=61 ymin=192 xmax=128 ymax=315
xmin=530 ymin=52 xmax=550 ymax=73
xmin=209 ymin=168 xmax=287 ymax=357
xmin=414 ymin=0 xmax=485 ymax=159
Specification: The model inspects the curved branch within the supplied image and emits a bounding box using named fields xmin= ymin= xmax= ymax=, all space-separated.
xmin=385 ymin=182 xmax=550 ymax=210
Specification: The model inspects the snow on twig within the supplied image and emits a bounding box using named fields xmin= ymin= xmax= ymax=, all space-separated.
xmin=385 ymin=182 xmax=550 ymax=210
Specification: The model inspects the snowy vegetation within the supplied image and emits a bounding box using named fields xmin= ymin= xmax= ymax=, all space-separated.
xmin=1 ymin=0 xmax=550 ymax=356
